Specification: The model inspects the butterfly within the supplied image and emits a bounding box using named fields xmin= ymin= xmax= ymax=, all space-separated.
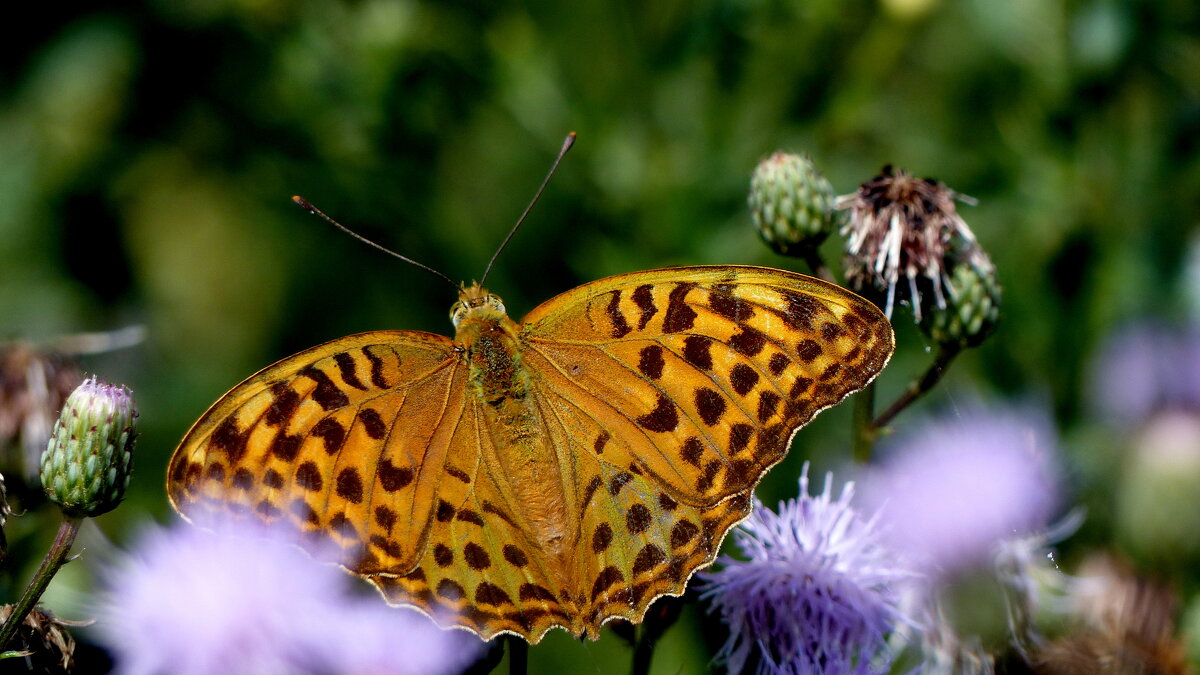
xmin=167 ymin=264 xmax=893 ymax=643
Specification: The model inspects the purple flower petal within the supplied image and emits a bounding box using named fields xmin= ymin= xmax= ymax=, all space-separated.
xmin=699 ymin=465 xmax=914 ymax=674
xmin=859 ymin=405 xmax=1060 ymax=578
xmin=1088 ymin=322 xmax=1200 ymax=425
xmin=97 ymin=518 xmax=481 ymax=675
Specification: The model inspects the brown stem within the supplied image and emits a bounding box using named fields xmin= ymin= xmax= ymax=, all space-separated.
xmin=0 ymin=515 xmax=82 ymax=651
xmin=871 ymin=344 xmax=960 ymax=431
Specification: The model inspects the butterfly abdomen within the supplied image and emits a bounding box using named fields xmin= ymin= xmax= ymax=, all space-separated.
xmin=458 ymin=299 xmax=574 ymax=562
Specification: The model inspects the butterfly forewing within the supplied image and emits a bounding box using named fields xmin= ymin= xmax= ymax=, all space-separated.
xmin=521 ymin=266 xmax=893 ymax=504
xmin=167 ymin=331 xmax=466 ymax=574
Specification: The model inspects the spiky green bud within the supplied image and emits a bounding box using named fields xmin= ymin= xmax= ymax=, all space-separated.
xmin=922 ymin=260 xmax=1001 ymax=348
xmin=749 ymin=152 xmax=836 ymax=256
xmin=40 ymin=377 xmax=136 ymax=517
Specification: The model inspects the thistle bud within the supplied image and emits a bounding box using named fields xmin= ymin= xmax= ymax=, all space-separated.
xmin=749 ymin=152 xmax=836 ymax=256
xmin=40 ymin=377 xmax=136 ymax=517
xmin=920 ymin=258 xmax=1001 ymax=348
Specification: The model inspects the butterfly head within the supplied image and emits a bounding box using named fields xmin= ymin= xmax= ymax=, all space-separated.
xmin=451 ymin=283 xmax=508 ymax=328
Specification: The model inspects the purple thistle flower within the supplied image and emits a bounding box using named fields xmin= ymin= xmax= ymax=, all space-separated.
xmin=1087 ymin=322 xmax=1200 ymax=426
xmin=699 ymin=465 xmax=913 ymax=674
xmin=97 ymin=518 xmax=481 ymax=675
xmin=859 ymin=405 xmax=1060 ymax=578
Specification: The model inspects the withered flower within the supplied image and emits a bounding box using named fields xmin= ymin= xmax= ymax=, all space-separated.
xmin=0 ymin=328 xmax=143 ymax=486
xmin=839 ymin=166 xmax=992 ymax=322
xmin=1034 ymin=556 xmax=1188 ymax=674
xmin=0 ymin=604 xmax=87 ymax=671
xmin=0 ymin=343 xmax=82 ymax=485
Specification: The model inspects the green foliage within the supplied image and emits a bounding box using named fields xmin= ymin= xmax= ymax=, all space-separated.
xmin=2 ymin=0 xmax=1199 ymax=671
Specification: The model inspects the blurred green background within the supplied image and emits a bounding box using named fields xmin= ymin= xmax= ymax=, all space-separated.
xmin=2 ymin=0 xmax=1198 ymax=671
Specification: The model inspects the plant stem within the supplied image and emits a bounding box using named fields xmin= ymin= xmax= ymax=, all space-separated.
xmin=630 ymin=595 xmax=683 ymax=675
xmin=628 ymin=624 xmax=657 ymax=672
xmin=506 ymin=636 xmax=527 ymax=675
xmin=0 ymin=515 xmax=82 ymax=651
xmin=800 ymin=247 xmax=835 ymax=283
xmin=871 ymin=344 xmax=960 ymax=431
xmin=853 ymin=381 xmax=877 ymax=462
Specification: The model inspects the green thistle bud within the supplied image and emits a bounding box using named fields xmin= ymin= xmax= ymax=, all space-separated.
xmin=921 ymin=258 xmax=1001 ymax=348
xmin=39 ymin=377 xmax=136 ymax=517
xmin=749 ymin=152 xmax=835 ymax=256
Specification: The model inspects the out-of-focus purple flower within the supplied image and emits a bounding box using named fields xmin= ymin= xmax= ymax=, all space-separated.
xmin=1088 ymin=322 xmax=1200 ymax=426
xmin=98 ymin=518 xmax=481 ymax=675
xmin=698 ymin=465 xmax=914 ymax=674
xmin=859 ymin=406 xmax=1060 ymax=578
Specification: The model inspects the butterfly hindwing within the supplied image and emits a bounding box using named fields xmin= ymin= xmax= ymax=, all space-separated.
xmin=368 ymin=391 xmax=584 ymax=641
xmin=527 ymin=381 xmax=755 ymax=637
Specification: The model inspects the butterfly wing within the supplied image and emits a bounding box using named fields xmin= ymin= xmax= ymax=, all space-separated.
xmin=167 ymin=265 xmax=894 ymax=643
xmin=518 ymin=265 xmax=893 ymax=632
xmin=367 ymin=387 xmax=589 ymax=642
xmin=167 ymin=330 xmax=587 ymax=642
xmin=167 ymin=331 xmax=470 ymax=576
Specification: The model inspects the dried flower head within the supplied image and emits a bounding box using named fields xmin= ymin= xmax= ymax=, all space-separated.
xmin=99 ymin=519 xmax=482 ymax=675
xmin=0 ymin=604 xmax=88 ymax=671
xmin=0 ymin=342 xmax=82 ymax=484
xmin=838 ymin=166 xmax=991 ymax=320
xmin=1034 ymin=556 xmax=1188 ymax=674
xmin=699 ymin=465 xmax=913 ymax=674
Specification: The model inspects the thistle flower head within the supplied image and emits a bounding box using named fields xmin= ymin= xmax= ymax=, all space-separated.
xmin=98 ymin=518 xmax=482 ymax=675
xmin=699 ymin=465 xmax=914 ymax=674
xmin=1088 ymin=322 xmax=1200 ymax=427
xmin=749 ymin=152 xmax=837 ymax=256
xmin=39 ymin=376 xmax=136 ymax=517
xmin=859 ymin=405 xmax=1060 ymax=578
xmin=838 ymin=166 xmax=991 ymax=321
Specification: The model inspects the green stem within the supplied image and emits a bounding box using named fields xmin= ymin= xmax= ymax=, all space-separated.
xmin=0 ymin=515 xmax=82 ymax=651
xmin=853 ymin=381 xmax=877 ymax=462
xmin=631 ymin=625 xmax=655 ymax=675
xmin=871 ymin=344 xmax=960 ymax=431
xmin=506 ymin=636 xmax=527 ymax=675
xmin=630 ymin=595 xmax=683 ymax=675
xmin=799 ymin=247 xmax=835 ymax=284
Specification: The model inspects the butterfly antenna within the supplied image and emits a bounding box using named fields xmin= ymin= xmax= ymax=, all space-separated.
xmin=479 ymin=132 xmax=576 ymax=287
xmin=292 ymin=196 xmax=459 ymax=291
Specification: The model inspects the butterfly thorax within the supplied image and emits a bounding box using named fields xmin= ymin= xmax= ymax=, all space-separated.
xmin=452 ymin=284 xmax=573 ymax=563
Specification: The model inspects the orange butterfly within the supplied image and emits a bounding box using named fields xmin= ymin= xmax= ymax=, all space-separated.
xmin=167 ymin=135 xmax=893 ymax=642
xmin=167 ymin=264 xmax=892 ymax=642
